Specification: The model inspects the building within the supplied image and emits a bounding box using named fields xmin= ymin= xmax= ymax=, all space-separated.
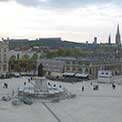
xmin=45 ymin=57 xmax=122 ymax=80
xmin=37 ymin=59 xmax=64 ymax=77
xmin=108 ymin=34 xmax=111 ymax=44
xmin=97 ymin=70 xmax=112 ymax=83
xmin=9 ymin=48 xmax=34 ymax=60
xmin=9 ymin=47 xmax=43 ymax=60
xmin=0 ymin=40 xmax=9 ymax=77
xmin=54 ymin=57 xmax=122 ymax=79
xmin=93 ymin=37 xmax=97 ymax=44
xmin=115 ymin=24 xmax=121 ymax=46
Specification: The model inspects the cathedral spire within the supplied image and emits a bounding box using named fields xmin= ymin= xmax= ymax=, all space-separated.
xmin=108 ymin=34 xmax=111 ymax=44
xmin=115 ymin=24 xmax=121 ymax=46
xmin=117 ymin=24 xmax=120 ymax=34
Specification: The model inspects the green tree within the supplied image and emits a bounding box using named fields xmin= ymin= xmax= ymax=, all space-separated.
xmin=9 ymin=55 xmax=16 ymax=61
xmin=21 ymin=54 xmax=30 ymax=60
xmin=31 ymin=53 xmax=38 ymax=61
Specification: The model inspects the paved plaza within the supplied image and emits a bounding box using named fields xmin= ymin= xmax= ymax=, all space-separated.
xmin=0 ymin=77 xmax=122 ymax=122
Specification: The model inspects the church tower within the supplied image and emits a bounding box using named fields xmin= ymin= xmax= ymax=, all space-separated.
xmin=115 ymin=24 xmax=121 ymax=45
xmin=108 ymin=34 xmax=111 ymax=44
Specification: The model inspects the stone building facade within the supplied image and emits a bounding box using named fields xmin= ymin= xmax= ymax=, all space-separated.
xmin=37 ymin=57 xmax=122 ymax=80
xmin=37 ymin=59 xmax=64 ymax=77
xmin=0 ymin=40 xmax=9 ymax=77
xmin=61 ymin=58 xmax=122 ymax=79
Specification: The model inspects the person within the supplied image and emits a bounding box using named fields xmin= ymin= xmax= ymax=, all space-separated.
xmin=28 ymin=79 xmax=30 ymax=82
xmin=93 ymin=84 xmax=99 ymax=90
xmin=82 ymin=86 xmax=84 ymax=92
xmin=30 ymin=77 xmax=32 ymax=80
xmin=3 ymin=83 xmax=8 ymax=89
xmin=24 ymin=82 xmax=26 ymax=86
xmin=112 ymin=84 xmax=116 ymax=89
xmin=90 ymin=82 xmax=92 ymax=86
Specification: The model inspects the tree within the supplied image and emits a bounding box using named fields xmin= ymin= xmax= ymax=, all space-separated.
xmin=9 ymin=55 xmax=16 ymax=61
xmin=21 ymin=54 xmax=30 ymax=60
xmin=31 ymin=53 xmax=38 ymax=61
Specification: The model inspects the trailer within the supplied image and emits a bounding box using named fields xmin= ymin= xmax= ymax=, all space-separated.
xmin=97 ymin=70 xmax=113 ymax=84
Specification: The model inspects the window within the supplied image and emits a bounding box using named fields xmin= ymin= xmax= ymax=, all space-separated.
xmin=73 ymin=67 xmax=76 ymax=71
xmin=66 ymin=67 xmax=70 ymax=71
xmin=3 ymin=54 xmax=7 ymax=62
xmin=3 ymin=65 xmax=6 ymax=71
xmin=78 ymin=61 xmax=82 ymax=65
xmin=72 ymin=61 xmax=76 ymax=64
xmin=4 ymin=48 xmax=6 ymax=52
xmin=0 ymin=54 xmax=1 ymax=62
xmin=78 ymin=68 xmax=81 ymax=71
xmin=89 ymin=68 xmax=92 ymax=74
xmin=106 ymin=72 xmax=108 ymax=75
xmin=101 ymin=72 xmax=104 ymax=75
xmin=66 ymin=61 xmax=70 ymax=64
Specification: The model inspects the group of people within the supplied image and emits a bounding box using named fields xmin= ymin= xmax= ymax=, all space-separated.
xmin=81 ymin=84 xmax=99 ymax=92
xmin=3 ymin=83 xmax=8 ymax=89
xmin=81 ymin=82 xmax=116 ymax=92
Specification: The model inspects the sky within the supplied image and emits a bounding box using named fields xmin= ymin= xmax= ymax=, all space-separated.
xmin=0 ymin=0 xmax=122 ymax=43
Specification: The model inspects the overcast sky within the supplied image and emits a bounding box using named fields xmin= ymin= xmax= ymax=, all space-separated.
xmin=0 ymin=0 xmax=122 ymax=43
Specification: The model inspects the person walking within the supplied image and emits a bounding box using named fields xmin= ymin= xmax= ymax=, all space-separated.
xmin=82 ymin=86 xmax=84 ymax=92
xmin=112 ymin=84 xmax=116 ymax=89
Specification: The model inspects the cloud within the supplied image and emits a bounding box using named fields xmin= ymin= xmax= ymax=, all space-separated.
xmin=0 ymin=0 xmax=12 ymax=2
xmin=0 ymin=0 xmax=121 ymax=43
xmin=16 ymin=0 xmax=116 ymax=9
xmin=0 ymin=0 xmax=120 ymax=10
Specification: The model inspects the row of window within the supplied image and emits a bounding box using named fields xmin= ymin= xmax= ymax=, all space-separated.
xmin=0 ymin=48 xmax=8 ymax=52
xmin=66 ymin=61 xmax=82 ymax=65
xmin=0 ymin=65 xmax=7 ymax=71
xmin=101 ymin=72 xmax=109 ymax=75
xmin=64 ymin=66 xmax=99 ymax=74
xmin=65 ymin=61 xmax=90 ymax=66
xmin=65 ymin=67 xmax=88 ymax=72
xmin=0 ymin=54 xmax=8 ymax=62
